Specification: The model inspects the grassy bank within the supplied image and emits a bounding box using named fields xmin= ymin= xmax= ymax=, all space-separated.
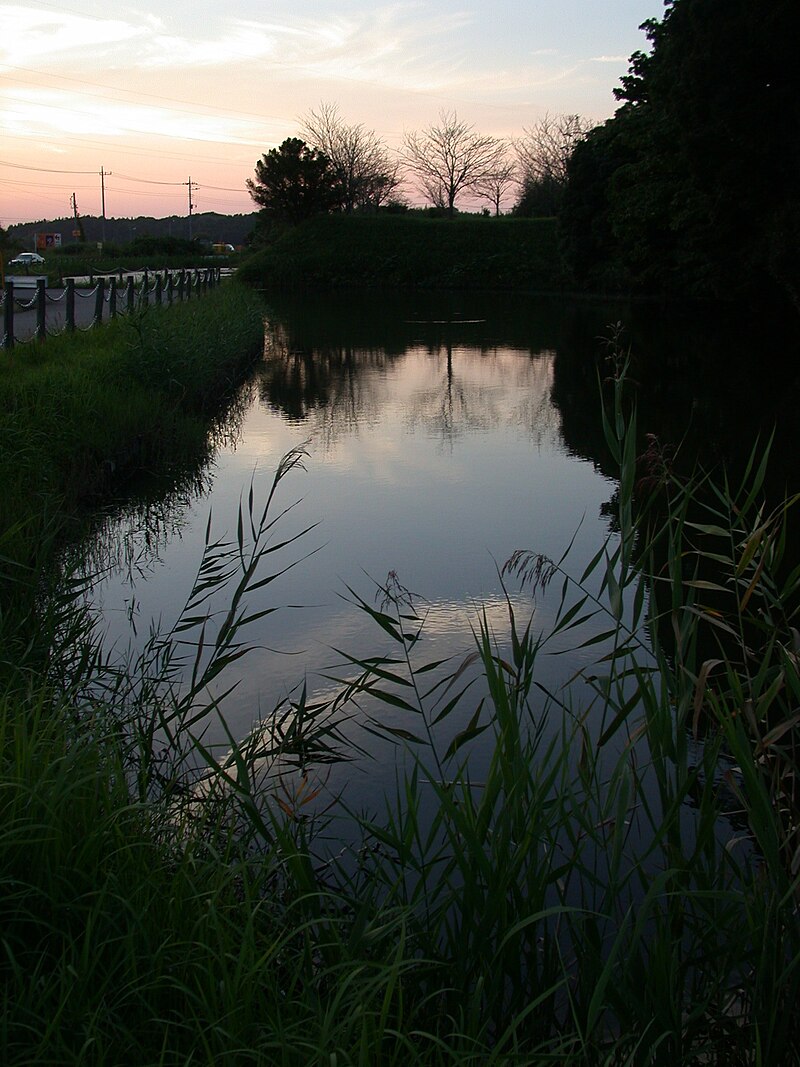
xmin=0 ymin=281 xmax=265 ymax=665
xmin=238 ymin=214 xmax=566 ymax=292
xmin=2 ymin=353 xmax=798 ymax=1063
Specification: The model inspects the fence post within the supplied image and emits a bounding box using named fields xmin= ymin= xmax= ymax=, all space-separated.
xmin=109 ymin=277 xmax=117 ymax=318
xmin=141 ymin=273 xmax=149 ymax=308
xmin=126 ymin=276 xmax=135 ymax=314
xmin=3 ymin=281 xmax=13 ymax=350
xmin=93 ymin=278 xmax=105 ymax=325
xmin=195 ymin=271 xmax=202 ymax=298
xmin=66 ymin=279 xmax=75 ymax=332
xmin=166 ymin=272 xmax=174 ymax=306
xmin=155 ymin=274 xmax=162 ymax=306
xmin=36 ymin=278 xmax=47 ymax=341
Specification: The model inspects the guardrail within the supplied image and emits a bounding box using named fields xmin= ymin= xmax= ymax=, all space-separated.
xmin=1 ymin=266 xmax=223 ymax=350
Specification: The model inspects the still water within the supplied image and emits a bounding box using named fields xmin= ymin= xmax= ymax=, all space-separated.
xmin=86 ymin=291 xmax=799 ymax=806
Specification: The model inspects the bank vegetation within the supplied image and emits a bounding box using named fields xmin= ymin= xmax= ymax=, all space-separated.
xmin=2 ymin=302 xmax=799 ymax=1060
xmin=238 ymin=214 xmax=565 ymax=293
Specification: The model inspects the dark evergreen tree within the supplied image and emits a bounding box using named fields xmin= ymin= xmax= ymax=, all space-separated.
xmin=561 ymin=0 xmax=800 ymax=307
xmin=513 ymin=177 xmax=563 ymax=219
xmin=247 ymin=138 xmax=343 ymax=226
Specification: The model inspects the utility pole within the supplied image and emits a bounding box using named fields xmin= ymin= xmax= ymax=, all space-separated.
xmin=71 ymin=193 xmax=85 ymax=242
xmin=99 ymin=166 xmax=110 ymax=244
xmin=187 ymin=176 xmax=196 ymax=241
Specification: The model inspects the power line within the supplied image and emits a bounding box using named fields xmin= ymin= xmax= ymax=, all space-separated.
xmin=0 ymin=159 xmax=97 ymax=174
xmin=113 ymin=172 xmax=188 ymax=186
xmin=0 ymin=160 xmax=248 ymax=196
xmin=0 ymin=91 xmax=266 ymax=149
xmin=0 ymin=176 xmax=95 ymax=190
xmin=0 ymin=158 xmax=252 ymax=227
xmin=0 ymin=127 xmax=261 ymax=169
xmin=0 ymin=64 xmax=294 ymax=131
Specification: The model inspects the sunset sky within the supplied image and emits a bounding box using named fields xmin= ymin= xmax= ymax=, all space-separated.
xmin=1 ymin=1 xmax=665 ymax=225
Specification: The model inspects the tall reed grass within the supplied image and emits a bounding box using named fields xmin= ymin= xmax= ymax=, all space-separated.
xmin=2 ymin=352 xmax=798 ymax=1064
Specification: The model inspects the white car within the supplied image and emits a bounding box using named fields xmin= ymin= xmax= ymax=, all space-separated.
xmin=9 ymin=252 xmax=45 ymax=267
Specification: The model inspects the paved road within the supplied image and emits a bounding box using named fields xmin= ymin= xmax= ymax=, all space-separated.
xmin=5 ymin=284 xmax=102 ymax=341
xmin=3 ymin=269 xmax=230 ymax=345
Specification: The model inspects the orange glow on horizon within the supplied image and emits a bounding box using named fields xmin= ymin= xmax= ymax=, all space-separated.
xmin=0 ymin=0 xmax=663 ymax=225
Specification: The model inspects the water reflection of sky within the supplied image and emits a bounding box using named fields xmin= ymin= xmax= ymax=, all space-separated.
xmin=89 ymin=335 xmax=618 ymax=773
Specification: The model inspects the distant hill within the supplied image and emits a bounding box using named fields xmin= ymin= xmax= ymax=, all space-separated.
xmin=7 ymin=212 xmax=259 ymax=250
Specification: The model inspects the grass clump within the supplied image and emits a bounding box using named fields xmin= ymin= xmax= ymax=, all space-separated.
xmin=2 ymin=353 xmax=800 ymax=1064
